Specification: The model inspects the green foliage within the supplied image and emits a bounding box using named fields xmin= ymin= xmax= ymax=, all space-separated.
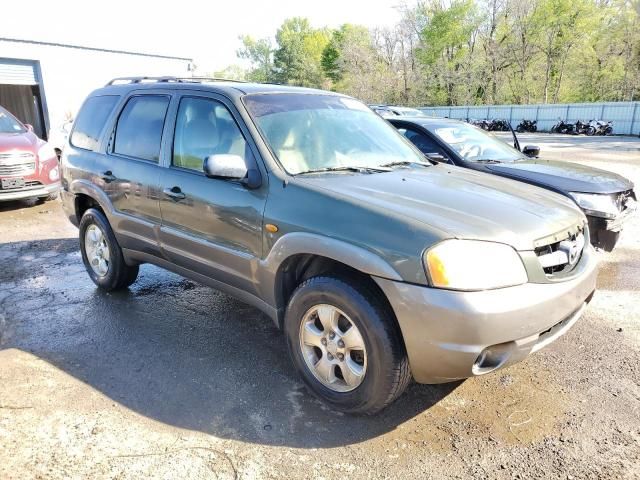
xmin=237 ymin=36 xmax=274 ymax=82
xmin=273 ymin=17 xmax=331 ymax=87
xmin=234 ymin=2 xmax=640 ymax=104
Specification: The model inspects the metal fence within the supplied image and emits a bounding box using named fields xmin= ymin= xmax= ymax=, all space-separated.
xmin=419 ymin=101 xmax=640 ymax=136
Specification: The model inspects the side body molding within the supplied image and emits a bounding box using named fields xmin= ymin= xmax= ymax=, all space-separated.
xmin=257 ymin=232 xmax=404 ymax=316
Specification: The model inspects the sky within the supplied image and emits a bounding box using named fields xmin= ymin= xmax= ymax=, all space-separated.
xmin=5 ymin=0 xmax=403 ymax=73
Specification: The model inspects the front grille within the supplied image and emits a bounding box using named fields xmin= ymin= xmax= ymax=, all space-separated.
xmin=0 ymin=152 xmax=36 ymax=176
xmin=0 ymin=162 xmax=36 ymax=176
xmin=535 ymin=226 xmax=586 ymax=276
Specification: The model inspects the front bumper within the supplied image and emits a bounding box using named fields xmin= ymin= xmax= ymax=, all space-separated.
xmin=0 ymin=182 xmax=59 ymax=202
xmin=587 ymin=200 xmax=636 ymax=251
xmin=375 ymin=245 xmax=598 ymax=384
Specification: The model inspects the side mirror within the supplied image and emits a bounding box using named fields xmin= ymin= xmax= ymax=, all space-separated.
xmin=522 ymin=145 xmax=540 ymax=158
xmin=25 ymin=123 xmax=34 ymax=132
xmin=426 ymin=152 xmax=448 ymax=163
xmin=203 ymin=154 xmax=248 ymax=180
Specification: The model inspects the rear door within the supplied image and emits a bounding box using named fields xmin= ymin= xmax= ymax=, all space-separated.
xmin=158 ymin=92 xmax=268 ymax=295
xmin=93 ymin=91 xmax=171 ymax=255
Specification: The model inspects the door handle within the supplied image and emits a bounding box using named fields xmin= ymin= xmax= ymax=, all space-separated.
xmin=101 ymin=170 xmax=116 ymax=183
xmin=163 ymin=186 xmax=186 ymax=200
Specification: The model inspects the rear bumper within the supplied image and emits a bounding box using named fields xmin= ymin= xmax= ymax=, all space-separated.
xmin=0 ymin=182 xmax=59 ymax=202
xmin=60 ymin=189 xmax=79 ymax=227
xmin=375 ymin=245 xmax=598 ymax=384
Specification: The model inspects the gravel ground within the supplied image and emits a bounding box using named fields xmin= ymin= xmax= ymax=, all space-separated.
xmin=1 ymin=133 xmax=639 ymax=479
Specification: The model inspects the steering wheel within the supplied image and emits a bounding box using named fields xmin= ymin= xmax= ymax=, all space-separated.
xmin=459 ymin=143 xmax=481 ymax=159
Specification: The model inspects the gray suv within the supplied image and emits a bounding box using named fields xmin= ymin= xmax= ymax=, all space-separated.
xmin=61 ymin=77 xmax=598 ymax=414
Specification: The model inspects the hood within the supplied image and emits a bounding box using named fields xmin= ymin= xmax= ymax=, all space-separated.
xmin=297 ymin=165 xmax=586 ymax=251
xmin=0 ymin=130 xmax=39 ymax=153
xmin=486 ymin=159 xmax=633 ymax=194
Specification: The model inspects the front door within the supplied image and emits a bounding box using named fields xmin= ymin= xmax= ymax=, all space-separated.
xmin=158 ymin=94 xmax=267 ymax=295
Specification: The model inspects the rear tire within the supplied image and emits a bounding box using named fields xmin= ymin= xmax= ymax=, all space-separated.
xmin=79 ymin=208 xmax=139 ymax=291
xmin=284 ymin=276 xmax=411 ymax=415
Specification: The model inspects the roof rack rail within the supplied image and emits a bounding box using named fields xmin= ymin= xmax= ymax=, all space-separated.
xmin=105 ymin=76 xmax=247 ymax=86
xmin=177 ymin=76 xmax=247 ymax=84
xmin=106 ymin=76 xmax=179 ymax=86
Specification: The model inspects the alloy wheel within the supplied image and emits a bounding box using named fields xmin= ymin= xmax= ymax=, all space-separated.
xmin=84 ymin=224 xmax=110 ymax=277
xmin=298 ymin=304 xmax=367 ymax=392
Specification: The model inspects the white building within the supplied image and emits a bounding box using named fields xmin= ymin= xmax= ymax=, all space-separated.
xmin=0 ymin=37 xmax=193 ymax=140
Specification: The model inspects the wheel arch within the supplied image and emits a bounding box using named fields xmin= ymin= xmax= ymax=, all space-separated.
xmin=260 ymin=232 xmax=403 ymax=328
xmin=69 ymin=179 xmax=113 ymax=223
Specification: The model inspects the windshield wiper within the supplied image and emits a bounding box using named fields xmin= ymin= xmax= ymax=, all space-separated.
xmin=380 ymin=160 xmax=431 ymax=168
xmin=295 ymin=165 xmax=391 ymax=175
xmin=474 ymin=159 xmax=502 ymax=164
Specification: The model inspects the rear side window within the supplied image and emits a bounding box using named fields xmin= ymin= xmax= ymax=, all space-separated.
xmin=113 ymin=95 xmax=169 ymax=162
xmin=71 ymin=95 xmax=119 ymax=151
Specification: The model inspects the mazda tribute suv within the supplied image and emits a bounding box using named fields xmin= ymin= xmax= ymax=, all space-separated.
xmin=60 ymin=77 xmax=598 ymax=414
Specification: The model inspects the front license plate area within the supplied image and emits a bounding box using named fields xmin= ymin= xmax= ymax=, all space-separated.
xmin=1 ymin=177 xmax=25 ymax=190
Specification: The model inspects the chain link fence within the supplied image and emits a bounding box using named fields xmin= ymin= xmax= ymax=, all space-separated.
xmin=419 ymin=102 xmax=640 ymax=136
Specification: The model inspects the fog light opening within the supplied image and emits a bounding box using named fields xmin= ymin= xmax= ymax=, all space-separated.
xmin=472 ymin=343 xmax=512 ymax=375
xmin=49 ymin=167 xmax=60 ymax=181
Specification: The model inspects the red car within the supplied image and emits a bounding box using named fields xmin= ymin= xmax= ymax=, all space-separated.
xmin=0 ymin=106 xmax=60 ymax=202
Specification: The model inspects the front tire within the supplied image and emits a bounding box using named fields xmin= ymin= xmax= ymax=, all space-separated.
xmin=79 ymin=208 xmax=139 ymax=291
xmin=284 ymin=276 xmax=411 ymax=415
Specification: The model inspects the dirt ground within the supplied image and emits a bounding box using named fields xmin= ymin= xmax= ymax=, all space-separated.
xmin=1 ymin=133 xmax=639 ymax=479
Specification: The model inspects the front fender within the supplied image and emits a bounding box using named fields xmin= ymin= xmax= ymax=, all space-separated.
xmin=257 ymin=232 xmax=403 ymax=312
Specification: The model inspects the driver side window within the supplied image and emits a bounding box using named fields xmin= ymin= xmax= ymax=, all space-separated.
xmin=399 ymin=127 xmax=449 ymax=161
xmin=173 ymin=97 xmax=248 ymax=171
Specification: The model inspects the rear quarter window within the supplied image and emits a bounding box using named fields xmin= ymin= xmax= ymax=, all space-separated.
xmin=71 ymin=95 xmax=119 ymax=151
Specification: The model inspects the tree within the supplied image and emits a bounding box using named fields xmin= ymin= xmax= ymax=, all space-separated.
xmin=212 ymin=65 xmax=248 ymax=81
xmin=532 ymin=0 xmax=596 ymax=103
xmin=323 ymin=24 xmax=392 ymax=102
xmin=416 ymin=0 xmax=482 ymax=105
xmin=234 ymin=0 xmax=640 ymax=105
xmin=273 ymin=17 xmax=331 ymax=87
xmin=237 ymin=36 xmax=274 ymax=82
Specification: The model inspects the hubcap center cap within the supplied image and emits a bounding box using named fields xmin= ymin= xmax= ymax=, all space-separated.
xmin=326 ymin=338 xmax=339 ymax=356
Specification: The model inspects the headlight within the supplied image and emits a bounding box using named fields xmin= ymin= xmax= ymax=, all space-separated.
xmin=424 ymin=239 xmax=528 ymax=291
xmin=38 ymin=143 xmax=58 ymax=162
xmin=569 ymin=192 xmax=619 ymax=219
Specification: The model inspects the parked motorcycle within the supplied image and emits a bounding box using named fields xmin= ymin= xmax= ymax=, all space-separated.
xmin=551 ymin=119 xmax=574 ymax=134
xmin=574 ymin=120 xmax=590 ymax=135
xmin=596 ymin=120 xmax=613 ymax=135
xmin=516 ymin=119 xmax=537 ymax=133
xmin=489 ymin=119 xmax=511 ymax=131
xmin=583 ymin=120 xmax=598 ymax=136
xmin=469 ymin=119 xmax=491 ymax=130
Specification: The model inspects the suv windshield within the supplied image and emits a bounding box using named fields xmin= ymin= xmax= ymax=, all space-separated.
xmin=0 ymin=108 xmax=26 ymax=134
xmin=244 ymin=94 xmax=428 ymax=174
xmin=426 ymin=123 xmax=524 ymax=163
